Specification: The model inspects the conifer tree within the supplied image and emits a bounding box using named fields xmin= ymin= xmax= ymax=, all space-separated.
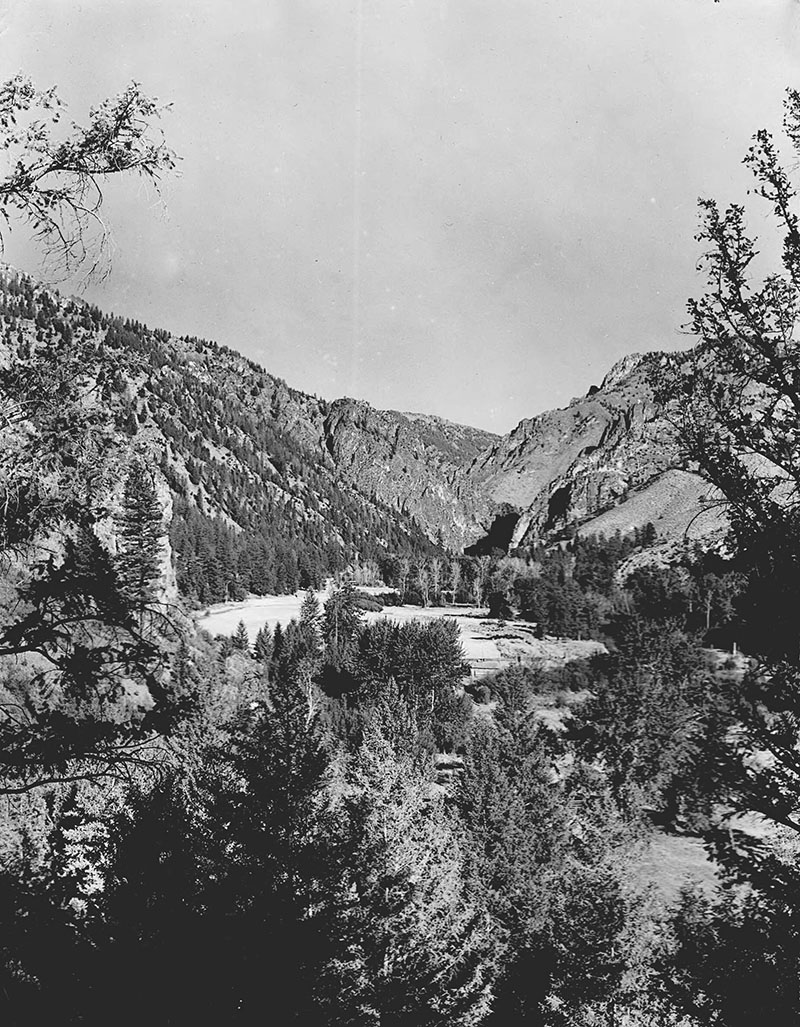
xmin=0 ymin=525 xmax=189 ymax=791
xmin=253 ymin=623 xmax=273 ymax=664
xmin=216 ymin=657 xmax=341 ymax=1022
xmin=271 ymin=622 xmax=284 ymax=668
xmin=323 ymin=581 xmax=363 ymax=667
xmin=320 ymin=581 xmax=364 ymax=695
xmin=231 ymin=620 xmax=249 ymax=653
xmin=298 ymin=589 xmax=323 ymax=665
xmin=114 ymin=458 xmax=165 ymax=618
xmin=326 ymin=722 xmax=499 ymax=1026
xmin=458 ymin=702 xmax=629 ymax=1024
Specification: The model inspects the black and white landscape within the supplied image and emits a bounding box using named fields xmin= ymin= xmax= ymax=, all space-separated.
xmin=1 ymin=3 xmax=800 ymax=1025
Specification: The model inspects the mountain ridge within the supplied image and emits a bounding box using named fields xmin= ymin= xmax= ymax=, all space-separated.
xmin=0 ymin=265 xmax=714 ymax=584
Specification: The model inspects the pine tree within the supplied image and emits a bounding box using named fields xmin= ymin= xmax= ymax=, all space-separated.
xmin=457 ymin=707 xmax=629 ymax=1025
xmin=231 ymin=620 xmax=249 ymax=652
xmin=253 ymin=623 xmax=273 ymax=664
xmin=115 ymin=458 xmax=165 ymax=617
xmin=216 ymin=658 xmax=341 ymax=1022
xmin=298 ymin=589 xmax=323 ymax=665
xmin=0 ymin=525 xmax=190 ymax=790
xmin=320 ymin=582 xmax=364 ymax=696
xmin=271 ymin=622 xmax=285 ymax=669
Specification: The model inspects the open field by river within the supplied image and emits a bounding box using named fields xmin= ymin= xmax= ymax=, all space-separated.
xmin=194 ymin=590 xmax=604 ymax=673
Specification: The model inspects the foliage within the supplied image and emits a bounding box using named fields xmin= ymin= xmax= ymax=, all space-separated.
xmin=658 ymin=884 xmax=800 ymax=1026
xmin=457 ymin=692 xmax=631 ymax=1025
xmin=657 ymin=90 xmax=800 ymax=833
xmin=0 ymin=525 xmax=191 ymax=794
xmin=0 ymin=269 xmax=442 ymax=607
xmin=0 ymin=76 xmax=177 ymax=280
xmin=231 ymin=620 xmax=249 ymax=652
xmin=325 ymin=722 xmax=499 ymax=1026
xmin=348 ymin=617 xmax=471 ymax=752
xmin=114 ymin=457 xmax=165 ymax=617
xmin=639 ymin=87 xmax=800 ymax=1023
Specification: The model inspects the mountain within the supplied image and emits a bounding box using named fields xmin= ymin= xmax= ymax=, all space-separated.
xmin=466 ymin=351 xmax=724 ymax=549
xmin=0 ymin=266 xmax=722 ymax=601
xmin=322 ymin=400 xmax=497 ymax=549
xmin=0 ymin=269 xmax=457 ymax=603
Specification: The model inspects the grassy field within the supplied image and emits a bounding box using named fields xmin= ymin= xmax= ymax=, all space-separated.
xmin=634 ymin=830 xmax=718 ymax=905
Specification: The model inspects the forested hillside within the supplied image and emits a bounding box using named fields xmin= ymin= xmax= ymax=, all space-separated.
xmin=0 ymin=267 xmax=452 ymax=602
xmin=0 ymin=265 xmax=731 ymax=600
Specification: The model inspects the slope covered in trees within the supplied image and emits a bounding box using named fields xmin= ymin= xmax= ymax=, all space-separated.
xmin=0 ymin=265 xmax=733 ymax=583
xmin=0 ymin=267 xmax=450 ymax=602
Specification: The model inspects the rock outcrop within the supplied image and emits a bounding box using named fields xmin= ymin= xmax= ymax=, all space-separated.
xmin=322 ymin=399 xmax=496 ymax=549
xmin=462 ymin=351 xmax=715 ymax=549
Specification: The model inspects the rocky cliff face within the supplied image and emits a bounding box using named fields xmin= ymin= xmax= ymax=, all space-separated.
xmin=322 ymin=399 xmax=496 ymax=549
xmin=463 ymin=351 xmax=697 ymax=548
xmin=319 ymin=349 xmax=699 ymax=552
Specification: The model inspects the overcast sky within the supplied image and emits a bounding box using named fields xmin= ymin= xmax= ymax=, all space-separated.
xmin=2 ymin=0 xmax=799 ymax=431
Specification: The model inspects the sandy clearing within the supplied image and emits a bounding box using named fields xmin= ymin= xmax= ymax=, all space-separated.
xmin=194 ymin=594 xmax=602 ymax=668
xmin=195 ymin=591 xmax=327 ymax=638
xmin=195 ymin=593 xmax=503 ymax=663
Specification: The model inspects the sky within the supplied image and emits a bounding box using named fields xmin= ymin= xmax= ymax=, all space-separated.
xmin=1 ymin=0 xmax=800 ymax=432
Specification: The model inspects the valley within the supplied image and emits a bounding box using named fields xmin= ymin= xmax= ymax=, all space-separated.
xmin=0 ymin=261 xmax=794 ymax=1026
xmin=197 ymin=589 xmax=604 ymax=675
xmin=0 ymin=266 xmax=723 ymax=599
xmin=2 ymin=11 xmax=800 ymax=1022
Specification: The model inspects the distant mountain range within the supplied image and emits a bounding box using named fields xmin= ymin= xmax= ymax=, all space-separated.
xmin=0 ymin=267 xmax=723 ymax=601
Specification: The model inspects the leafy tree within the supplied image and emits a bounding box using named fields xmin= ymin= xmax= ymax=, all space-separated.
xmin=657 ymin=88 xmax=800 ymax=835
xmin=416 ymin=559 xmax=430 ymax=607
xmin=449 ymin=557 xmax=463 ymax=603
xmin=429 ymin=555 xmax=443 ymax=604
xmin=642 ymin=87 xmax=800 ymax=1022
xmin=351 ymin=618 xmax=471 ymax=752
xmin=0 ymin=76 xmax=177 ymax=280
xmin=470 ymin=555 xmax=491 ymax=607
xmin=397 ymin=556 xmax=411 ymax=601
